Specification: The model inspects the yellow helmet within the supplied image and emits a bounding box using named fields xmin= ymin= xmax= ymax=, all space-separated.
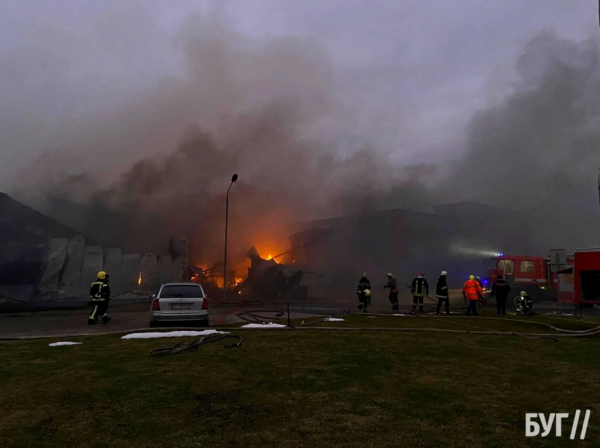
xmin=387 ymin=273 xmax=393 ymax=277
xmin=97 ymin=271 xmax=107 ymax=280
xmin=469 ymin=275 xmax=475 ymax=280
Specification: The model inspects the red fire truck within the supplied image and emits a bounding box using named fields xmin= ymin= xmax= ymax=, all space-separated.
xmin=483 ymin=249 xmax=600 ymax=307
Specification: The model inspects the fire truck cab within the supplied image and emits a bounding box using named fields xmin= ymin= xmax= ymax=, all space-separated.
xmin=484 ymin=255 xmax=556 ymax=302
xmin=484 ymin=249 xmax=600 ymax=307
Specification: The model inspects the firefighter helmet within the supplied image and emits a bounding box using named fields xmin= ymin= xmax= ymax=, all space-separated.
xmin=97 ymin=271 xmax=107 ymax=280
xmin=387 ymin=272 xmax=393 ymax=277
xmin=441 ymin=271 xmax=448 ymax=276
xmin=362 ymin=272 xmax=367 ymax=278
xmin=520 ymin=290 xmax=527 ymax=296
xmin=469 ymin=275 xmax=475 ymax=280
xmin=417 ymin=272 xmax=423 ymax=277
xmin=364 ymin=289 xmax=371 ymax=297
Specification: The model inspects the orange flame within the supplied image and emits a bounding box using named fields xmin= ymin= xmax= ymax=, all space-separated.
xmin=138 ymin=272 xmax=142 ymax=286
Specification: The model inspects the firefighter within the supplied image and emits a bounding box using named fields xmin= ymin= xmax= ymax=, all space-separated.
xmin=411 ymin=272 xmax=429 ymax=313
xmin=490 ymin=275 xmax=511 ymax=315
xmin=357 ymin=273 xmax=372 ymax=313
xmin=383 ymin=272 xmax=399 ymax=311
xmin=516 ymin=291 xmax=534 ymax=315
xmin=462 ymin=275 xmax=483 ymax=316
xmin=475 ymin=276 xmax=484 ymax=289
xmin=88 ymin=271 xmax=111 ymax=325
xmin=435 ymin=270 xmax=450 ymax=315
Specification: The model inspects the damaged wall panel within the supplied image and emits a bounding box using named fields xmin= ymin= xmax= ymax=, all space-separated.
xmin=170 ymin=237 xmax=189 ymax=282
xmin=37 ymin=238 xmax=68 ymax=298
xmin=103 ymin=247 xmax=123 ymax=276
xmin=140 ymin=253 xmax=159 ymax=293
xmin=111 ymin=253 xmax=140 ymax=297
xmin=0 ymin=285 xmax=36 ymax=303
xmin=157 ymin=255 xmax=172 ymax=285
xmin=80 ymin=246 xmax=103 ymax=291
xmin=59 ymin=235 xmax=85 ymax=299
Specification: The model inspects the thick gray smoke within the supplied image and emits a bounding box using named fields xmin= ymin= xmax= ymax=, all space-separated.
xmin=12 ymin=16 xmax=421 ymax=265
xmin=445 ymin=30 xmax=600 ymax=253
xmin=11 ymin=21 xmax=600 ymax=267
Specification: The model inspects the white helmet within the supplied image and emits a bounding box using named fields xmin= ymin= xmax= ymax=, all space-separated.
xmin=387 ymin=272 xmax=393 ymax=277
xmin=364 ymin=289 xmax=371 ymax=297
xmin=441 ymin=271 xmax=448 ymax=276
xmin=362 ymin=272 xmax=367 ymax=277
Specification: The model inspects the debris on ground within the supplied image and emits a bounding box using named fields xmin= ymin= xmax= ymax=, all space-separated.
xmin=48 ymin=341 xmax=81 ymax=347
xmin=324 ymin=317 xmax=344 ymax=322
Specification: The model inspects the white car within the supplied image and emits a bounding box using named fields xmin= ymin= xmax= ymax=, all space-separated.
xmin=149 ymin=282 xmax=209 ymax=327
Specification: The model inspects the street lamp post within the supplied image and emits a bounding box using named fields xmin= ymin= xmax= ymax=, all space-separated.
xmin=223 ymin=173 xmax=238 ymax=301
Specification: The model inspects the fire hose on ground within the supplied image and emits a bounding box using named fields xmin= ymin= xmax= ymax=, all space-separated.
xmin=150 ymin=333 xmax=244 ymax=356
xmin=2 ymin=310 xmax=600 ymax=345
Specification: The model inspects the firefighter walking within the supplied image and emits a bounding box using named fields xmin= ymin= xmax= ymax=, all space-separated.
xmin=462 ymin=275 xmax=483 ymax=316
xmin=411 ymin=272 xmax=429 ymax=313
xmin=88 ymin=271 xmax=112 ymax=325
xmin=490 ymin=275 xmax=511 ymax=315
xmin=435 ymin=270 xmax=450 ymax=315
xmin=383 ymin=272 xmax=399 ymax=311
xmin=357 ymin=272 xmax=372 ymax=313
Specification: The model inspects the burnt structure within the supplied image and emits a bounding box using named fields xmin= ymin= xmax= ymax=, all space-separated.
xmin=0 ymin=192 xmax=189 ymax=307
xmin=237 ymin=246 xmax=307 ymax=300
xmin=289 ymin=202 xmax=530 ymax=293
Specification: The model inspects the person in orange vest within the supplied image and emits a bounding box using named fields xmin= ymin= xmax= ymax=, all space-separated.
xmin=462 ymin=275 xmax=483 ymax=316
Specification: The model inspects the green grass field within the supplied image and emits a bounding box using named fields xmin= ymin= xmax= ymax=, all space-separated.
xmin=1 ymin=314 xmax=599 ymax=447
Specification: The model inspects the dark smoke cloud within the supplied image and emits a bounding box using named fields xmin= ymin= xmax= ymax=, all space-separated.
xmin=445 ymin=30 xmax=600 ymax=253
xmin=13 ymin=15 xmax=421 ymax=265
xmin=12 ymin=20 xmax=600 ymax=266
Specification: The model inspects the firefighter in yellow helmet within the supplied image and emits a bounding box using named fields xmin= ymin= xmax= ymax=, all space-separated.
xmin=88 ymin=271 xmax=111 ymax=325
xmin=462 ymin=275 xmax=483 ymax=316
xmin=516 ymin=290 xmax=534 ymax=315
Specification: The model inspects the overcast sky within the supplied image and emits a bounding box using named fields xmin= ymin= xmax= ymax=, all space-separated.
xmin=0 ymin=0 xmax=596 ymax=192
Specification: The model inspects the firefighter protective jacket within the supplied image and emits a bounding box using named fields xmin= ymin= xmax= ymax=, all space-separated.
xmin=435 ymin=276 xmax=449 ymax=299
xmin=90 ymin=280 xmax=110 ymax=301
xmin=411 ymin=277 xmax=429 ymax=297
xmin=357 ymin=278 xmax=371 ymax=294
xmin=490 ymin=279 xmax=511 ymax=301
xmin=384 ymin=277 xmax=398 ymax=292
xmin=462 ymin=279 xmax=482 ymax=301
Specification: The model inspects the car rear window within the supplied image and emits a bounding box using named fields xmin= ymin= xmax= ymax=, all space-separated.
xmin=159 ymin=285 xmax=204 ymax=298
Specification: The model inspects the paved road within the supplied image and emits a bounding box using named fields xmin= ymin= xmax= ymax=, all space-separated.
xmin=0 ymin=300 xmax=352 ymax=339
xmin=0 ymin=290 xmax=587 ymax=339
